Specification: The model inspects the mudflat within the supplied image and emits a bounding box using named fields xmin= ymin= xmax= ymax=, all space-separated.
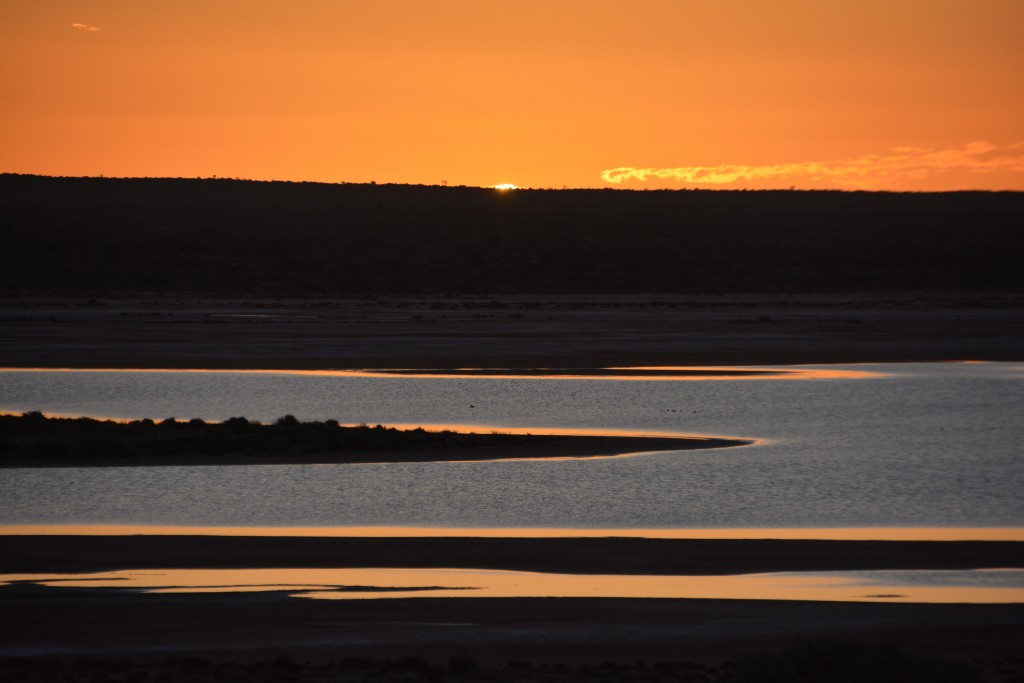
xmin=2 ymin=293 xmax=1022 ymax=370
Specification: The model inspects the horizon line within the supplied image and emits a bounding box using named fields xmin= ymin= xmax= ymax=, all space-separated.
xmin=2 ymin=172 xmax=1022 ymax=194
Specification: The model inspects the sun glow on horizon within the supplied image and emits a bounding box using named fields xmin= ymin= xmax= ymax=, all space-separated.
xmin=602 ymin=141 xmax=1024 ymax=190
xmin=492 ymin=183 xmax=518 ymax=190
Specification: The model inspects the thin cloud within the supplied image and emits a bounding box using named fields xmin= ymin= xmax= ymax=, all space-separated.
xmin=601 ymin=141 xmax=1024 ymax=189
xmin=71 ymin=22 xmax=101 ymax=32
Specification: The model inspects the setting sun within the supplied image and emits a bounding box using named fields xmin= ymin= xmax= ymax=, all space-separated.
xmin=492 ymin=183 xmax=518 ymax=190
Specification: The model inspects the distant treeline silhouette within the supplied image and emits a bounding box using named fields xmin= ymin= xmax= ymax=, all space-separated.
xmin=1 ymin=174 xmax=1021 ymax=295
xmin=0 ymin=412 xmax=547 ymax=463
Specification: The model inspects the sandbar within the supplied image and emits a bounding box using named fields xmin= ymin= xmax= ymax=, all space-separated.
xmin=0 ymin=434 xmax=747 ymax=468
xmin=3 ymin=535 xmax=1023 ymax=575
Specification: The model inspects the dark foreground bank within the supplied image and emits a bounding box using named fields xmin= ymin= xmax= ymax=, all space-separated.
xmin=0 ymin=413 xmax=744 ymax=467
xmin=0 ymin=639 xmax=1007 ymax=683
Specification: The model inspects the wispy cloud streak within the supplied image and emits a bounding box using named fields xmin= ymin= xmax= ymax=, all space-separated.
xmin=601 ymin=141 xmax=1024 ymax=189
xmin=71 ymin=22 xmax=101 ymax=32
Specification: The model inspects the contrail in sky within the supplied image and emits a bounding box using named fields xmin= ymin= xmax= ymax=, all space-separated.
xmin=601 ymin=141 xmax=1024 ymax=188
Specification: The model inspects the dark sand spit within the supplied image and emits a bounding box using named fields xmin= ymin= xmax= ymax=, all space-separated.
xmin=0 ymin=434 xmax=742 ymax=468
xmin=0 ymin=413 xmax=748 ymax=468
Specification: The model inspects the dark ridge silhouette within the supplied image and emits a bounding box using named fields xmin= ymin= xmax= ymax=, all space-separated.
xmin=1 ymin=174 xmax=1021 ymax=295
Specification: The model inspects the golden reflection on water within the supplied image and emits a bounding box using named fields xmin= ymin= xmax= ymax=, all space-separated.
xmin=2 ymin=567 xmax=1021 ymax=604
xmin=382 ymin=424 xmax=694 ymax=438
xmin=3 ymin=525 xmax=1023 ymax=541
xmin=369 ymin=424 xmax=758 ymax=453
xmin=0 ymin=366 xmax=883 ymax=381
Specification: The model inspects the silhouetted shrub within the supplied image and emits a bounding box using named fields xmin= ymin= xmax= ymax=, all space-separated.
xmin=274 ymin=415 xmax=299 ymax=427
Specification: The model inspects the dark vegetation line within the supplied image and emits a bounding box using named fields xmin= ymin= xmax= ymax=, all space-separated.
xmin=2 ymin=174 xmax=1022 ymax=296
xmin=0 ymin=412 xmax=559 ymax=462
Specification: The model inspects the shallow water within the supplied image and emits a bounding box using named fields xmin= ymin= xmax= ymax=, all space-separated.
xmin=1 ymin=363 xmax=1022 ymax=532
xmin=3 ymin=567 xmax=1022 ymax=603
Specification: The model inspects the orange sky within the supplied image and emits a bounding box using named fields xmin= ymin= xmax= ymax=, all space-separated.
xmin=2 ymin=1 xmax=1023 ymax=190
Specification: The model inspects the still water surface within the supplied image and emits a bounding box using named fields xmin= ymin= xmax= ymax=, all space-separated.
xmin=4 ymin=567 xmax=1022 ymax=603
xmin=1 ymin=363 xmax=1022 ymax=532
